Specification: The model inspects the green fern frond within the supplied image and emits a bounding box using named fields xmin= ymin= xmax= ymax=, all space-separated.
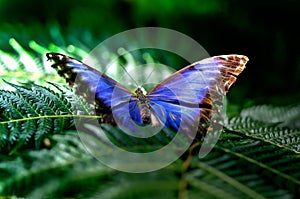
xmin=0 ymin=130 xmax=180 ymax=198
xmin=0 ymin=81 xmax=79 ymax=153
xmin=214 ymin=133 xmax=300 ymax=197
xmin=240 ymin=104 xmax=300 ymax=128
xmin=228 ymin=116 xmax=300 ymax=153
xmin=188 ymin=146 xmax=296 ymax=199
xmin=182 ymin=131 xmax=300 ymax=198
xmin=46 ymin=81 xmax=94 ymax=115
xmin=0 ymin=132 xmax=109 ymax=196
xmin=0 ymin=25 xmax=94 ymax=90
xmin=225 ymin=104 xmax=300 ymax=153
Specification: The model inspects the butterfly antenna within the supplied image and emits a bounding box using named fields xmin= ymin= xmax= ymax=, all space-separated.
xmin=118 ymin=62 xmax=140 ymax=88
xmin=140 ymin=66 xmax=155 ymax=88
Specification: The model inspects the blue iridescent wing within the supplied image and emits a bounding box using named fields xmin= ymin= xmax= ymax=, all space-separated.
xmin=46 ymin=53 xmax=142 ymax=125
xmin=147 ymin=55 xmax=248 ymax=133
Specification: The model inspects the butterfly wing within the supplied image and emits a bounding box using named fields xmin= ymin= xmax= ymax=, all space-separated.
xmin=46 ymin=53 xmax=143 ymax=125
xmin=147 ymin=55 xmax=248 ymax=134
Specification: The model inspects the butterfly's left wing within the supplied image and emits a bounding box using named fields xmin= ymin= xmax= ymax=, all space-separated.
xmin=46 ymin=53 xmax=141 ymax=125
xmin=147 ymin=55 xmax=248 ymax=134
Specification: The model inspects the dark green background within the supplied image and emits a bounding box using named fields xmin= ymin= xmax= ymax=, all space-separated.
xmin=1 ymin=0 xmax=299 ymax=105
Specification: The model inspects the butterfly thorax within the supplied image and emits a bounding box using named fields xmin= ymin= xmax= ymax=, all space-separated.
xmin=135 ymin=88 xmax=148 ymax=104
xmin=134 ymin=88 xmax=152 ymax=124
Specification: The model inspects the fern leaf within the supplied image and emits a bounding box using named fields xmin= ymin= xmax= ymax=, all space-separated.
xmin=35 ymin=117 xmax=53 ymax=147
xmin=0 ymin=82 xmax=77 ymax=153
xmin=185 ymin=132 xmax=299 ymax=198
xmin=228 ymin=116 xmax=300 ymax=153
xmin=240 ymin=104 xmax=300 ymax=128
xmin=46 ymin=81 xmax=94 ymax=115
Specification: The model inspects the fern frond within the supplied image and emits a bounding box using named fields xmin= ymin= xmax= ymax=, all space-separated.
xmin=46 ymin=81 xmax=94 ymax=115
xmin=185 ymin=131 xmax=300 ymax=199
xmin=0 ymin=132 xmax=108 ymax=196
xmin=0 ymin=131 xmax=181 ymax=198
xmin=225 ymin=103 xmax=300 ymax=153
xmin=0 ymin=82 xmax=78 ymax=153
xmin=228 ymin=116 xmax=300 ymax=153
xmin=240 ymin=104 xmax=300 ymax=128
xmin=0 ymin=26 xmax=94 ymax=90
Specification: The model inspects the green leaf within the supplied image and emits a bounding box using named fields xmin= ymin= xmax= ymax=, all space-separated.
xmin=228 ymin=105 xmax=300 ymax=153
xmin=0 ymin=82 xmax=78 ymax=153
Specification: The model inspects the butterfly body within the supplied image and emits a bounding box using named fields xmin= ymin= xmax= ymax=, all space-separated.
xmin=131 ymin=87 xmax=152 ymax=125
xmin=47 ymin=53 xmax=248 ymax=137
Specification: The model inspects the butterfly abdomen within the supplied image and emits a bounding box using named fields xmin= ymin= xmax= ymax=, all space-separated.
xmin=134 ymin=88 xmax=162 ymax=126
xmin=139 ymin=104 xmax=151 ymax=124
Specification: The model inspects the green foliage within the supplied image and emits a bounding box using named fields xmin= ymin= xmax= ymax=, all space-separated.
xmin=228 ymin=104 xmax=300 ymax=153
xmin=1 ymin=103 xmax=299 ymax=198
xmin=0 ymin=81 xmax=77 ymax=154
xmin=0 ymin=132 xmax=113 ymax=197
xmin=0 ymin=29 xmax=299 ymax=198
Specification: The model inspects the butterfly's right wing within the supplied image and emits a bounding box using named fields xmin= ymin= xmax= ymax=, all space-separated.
xmin=147 ymin=55 xmax=248 ymax=134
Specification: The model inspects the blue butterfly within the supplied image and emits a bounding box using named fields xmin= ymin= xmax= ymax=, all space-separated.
xmin=47 ymin=53 xmax=248 ymax=137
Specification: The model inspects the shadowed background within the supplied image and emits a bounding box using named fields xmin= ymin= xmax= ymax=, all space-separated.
xmin=0 ymin=0 xmax=299 ymax=105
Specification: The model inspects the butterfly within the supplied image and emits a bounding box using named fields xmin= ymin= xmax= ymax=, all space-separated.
xmin=47 ymin=53 xmax=248 ymax=138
